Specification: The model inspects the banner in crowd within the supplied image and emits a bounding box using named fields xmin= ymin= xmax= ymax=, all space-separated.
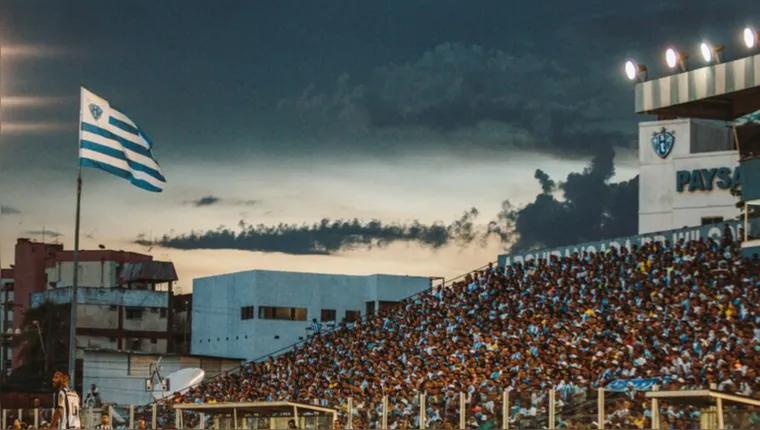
xmin=498 ymin=221 xmax=742 ymax=266
xmin=606 ymin=377 xmax=672 ymax=392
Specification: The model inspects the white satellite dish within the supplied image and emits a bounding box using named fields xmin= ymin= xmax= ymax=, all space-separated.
xmin=151 ymin=368 xmax=205 ymax=400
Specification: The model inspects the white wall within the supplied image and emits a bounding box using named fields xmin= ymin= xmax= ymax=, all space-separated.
xmin=46 ymin=261 xmax=119 ymax=288
xmin=639 ymin=119 xmax=739 ymax=234
xmin=191 ymin=270 xmax=431 ymax=361
xmin=82 ymin=351 xmax=241 ymax=406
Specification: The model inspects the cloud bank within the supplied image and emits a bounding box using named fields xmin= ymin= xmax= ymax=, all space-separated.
xmin=23 ymin=229 xmax=63 ymax=238
xmin=185 ymin=196 xmax=259 ymax=208
xmin=139 ymin=148 xmax=638 ymax=255
xmin=137 ymin=208 xmax=482 ymax=255
xmin=0 ymin=206 xmax=21 ymax=215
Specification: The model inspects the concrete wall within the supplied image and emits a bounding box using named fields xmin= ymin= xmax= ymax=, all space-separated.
xmin=82 ymin=350 xmax=241 ymax=406
xmin=191 ymin=270 xmax=430 ymax=361
xmin=639 ymin=119 xmax=740 ymax=234
xmin=31 ymin=287 xmax=169 ymax=308
xmin=45 ymin=261 xmax=119 ymax=289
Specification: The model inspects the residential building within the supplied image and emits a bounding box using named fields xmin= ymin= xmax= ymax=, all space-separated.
xmin=8 ymin=238 xmax=179 ymax=390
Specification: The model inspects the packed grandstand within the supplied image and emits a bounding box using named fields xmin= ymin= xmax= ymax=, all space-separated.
xmin=147 ymin=228 xmax=760 ymax=428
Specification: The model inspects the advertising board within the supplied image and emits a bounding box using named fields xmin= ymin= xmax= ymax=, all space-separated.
xmin=498 ymin=221 xmax=741 ymax=266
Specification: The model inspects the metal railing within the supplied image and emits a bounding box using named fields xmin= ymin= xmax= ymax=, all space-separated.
xmin=3 ymin=387 xmax=747 ymax=429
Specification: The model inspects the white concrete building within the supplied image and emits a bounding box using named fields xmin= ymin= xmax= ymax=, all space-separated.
xmin=639 ymin=118 xmax=740 ymax=234
xmin=191 ymin=270 xmax=431 ymax=361
xmin=82 ymin=349 xmax=241 ymax=405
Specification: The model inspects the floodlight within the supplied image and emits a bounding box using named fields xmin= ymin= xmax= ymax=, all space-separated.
xmin=624 ymin=60 xmax=648 ymax=82
xmin=665 ymin=48 xmax=688 ymax=72
xmin=744 ymin=27 xmax=758 ymax=49
xmin=700 ymin=42 xmax=724 ymax=64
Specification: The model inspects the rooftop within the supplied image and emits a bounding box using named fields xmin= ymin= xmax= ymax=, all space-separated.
xmin=635 ymin=53 xmax=760 ymax=121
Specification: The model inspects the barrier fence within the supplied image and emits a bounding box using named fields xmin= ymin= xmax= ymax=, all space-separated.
xmin=2 ymin=387 xmax=756 ymax=429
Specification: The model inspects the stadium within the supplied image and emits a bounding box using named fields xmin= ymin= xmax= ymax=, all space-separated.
xmin=4 ymin=26 xmax=760 ymax=430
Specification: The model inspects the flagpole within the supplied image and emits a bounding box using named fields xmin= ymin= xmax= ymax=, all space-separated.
xmin=68 ymin=88 xmax=83 ymax=388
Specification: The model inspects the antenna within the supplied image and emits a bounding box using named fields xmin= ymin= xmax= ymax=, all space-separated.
xmin=145 ymin=356 xmax=168 ymax=394
xmin=144 ymin=230 xmax=155 ymax=254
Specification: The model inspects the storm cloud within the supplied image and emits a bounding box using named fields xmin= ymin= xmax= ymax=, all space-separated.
xmin=278 ymin=43 xmax=634 ymax=157
xmin=500 ymin=145 xmax=639 ymax=252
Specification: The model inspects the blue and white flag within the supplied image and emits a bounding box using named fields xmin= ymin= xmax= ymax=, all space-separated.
xmin=79 ymin=87 xmax=166 ymax=192
xmin=606 ymin=377 xmax=672 ymax=392
xmin=735 ymin=109 xmax=760 ymax=126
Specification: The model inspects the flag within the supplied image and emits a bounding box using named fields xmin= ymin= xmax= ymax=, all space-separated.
xmin=735 ymin=109 xmax=760 ymax=126
xmin=79 ymin=87 xmax=167 ymax=192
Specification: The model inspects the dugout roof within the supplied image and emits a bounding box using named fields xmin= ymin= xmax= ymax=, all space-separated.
xmin=173 ymin=400 xmax=336 ymax=416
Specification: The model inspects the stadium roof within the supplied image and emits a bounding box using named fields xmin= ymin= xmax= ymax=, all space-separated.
xmin=635 ymin=53 xmax=760 ymax=121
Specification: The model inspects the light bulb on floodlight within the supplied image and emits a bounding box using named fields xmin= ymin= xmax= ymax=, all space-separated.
xmin=666 ymin=48 xmax=678 ymax=68
xmin=623 ymin=60 xmax=647 ymax=82
xmin=665 ymin=48 xmax=689 ymax=72
xmin=699 ymin=42 xmax=723 ymax=64
xmin=700 ymin=42 xmax=712 ymax=62
xmin=625 ymin=61 xmax=637 ymax=81
xmin=745 ymin=27 xmax=758 ymax=49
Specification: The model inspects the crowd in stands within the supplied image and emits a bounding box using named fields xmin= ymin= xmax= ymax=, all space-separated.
xmin=159 ymin=227 xmax=760 ymax=428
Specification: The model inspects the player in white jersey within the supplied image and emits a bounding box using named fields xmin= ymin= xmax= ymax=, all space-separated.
xmin=51 ymin=371 xmax=82 ymax=429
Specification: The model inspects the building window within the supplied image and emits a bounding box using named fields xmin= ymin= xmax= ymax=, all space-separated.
xmin=345 ymin=310 xmax=361 ymax=322
xmin=125 ymin=308 xmax=144 ymax=320
xmin=378 ymin=301 xmax=398 ymax=312
xmin=240 ymin=306 xmax=254 ymax=320
xmin=320 ymin=309 xmax=336 ymax=322
xmin=159 ymin=308 xmax=167 ymax=319
xmin=150 ymin=338 xmax=158 ymax=344
xmin=701 ymin=216 xmax=724 ymax=225
xmin=258 ymin=306 xmax=307 ymax=321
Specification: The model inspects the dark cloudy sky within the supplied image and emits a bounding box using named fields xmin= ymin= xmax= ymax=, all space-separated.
xmin=0 ymin=0 xmax=756 ymax=286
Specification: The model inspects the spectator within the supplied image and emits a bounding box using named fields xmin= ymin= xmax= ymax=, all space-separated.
xmin=94 ymin=415 xmax=112 ymax=429
xmin=84 ymin=384 xmax=102 ymax=408
xmin=310 ymin=318 xmax=322 ymax=336
xmin=175 ymin=237 xmax=760 ymax=429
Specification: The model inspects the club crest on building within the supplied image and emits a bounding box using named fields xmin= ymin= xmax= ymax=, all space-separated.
xmin=651 ymin=127 xmax=675 ymax=159
xmin=89 ymin=103 xmax=103 ymax=121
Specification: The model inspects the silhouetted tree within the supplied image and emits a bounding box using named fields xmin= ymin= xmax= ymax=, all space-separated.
xmin=6 ymin=301 xmax=69 ymax=391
